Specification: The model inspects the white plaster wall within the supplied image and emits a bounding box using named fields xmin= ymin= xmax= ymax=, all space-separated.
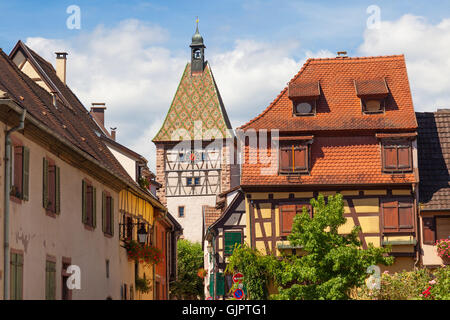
xmin=107 ymin=145 xmax=136 ymax=182
xmin=1 ymin=129 xmax=133 ymax=299
xmin=167 ymin=195 xmax=216 ymax=244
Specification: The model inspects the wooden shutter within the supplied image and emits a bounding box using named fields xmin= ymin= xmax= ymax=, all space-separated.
xmin=397 ymin=146 xmax=410 ymax=169
xmin=55 ymin=166 xmax=60 ymax=214
xmin=45 ymin=261 xmax=56 ymax=300
xmin=383 ymin=200 xmax=398 ymax=231
xmin=224 ymin=232 xmax=242 ymax=255
xmin=110 ymin=197 xmax=114 ymax=236
xmin=92 ymin=187 xmax=97 ymax=228
xmin=216 ymin=273 xmax=225 ymax=296
xmin=82 ymin=180 xmax=87 ymax=224
xmin=10 ymin=253 xmax=16 ymax=300
xmin=294 ymin=146 xmax=307 ymax=171
xmin=13 ymin=146 xmax=23 ymax=196
xmin=436 ymin=217 xmax=450 ymax=241
xmin=280 ymin=147 xmax=292 ymax=172
xmin=422 ymin=217 xmax=436 ymax=245
xmin=398 ymin=200 xmax=413 ymax=230
xmin=22 ymin=147 xmax=29 ymax=201
xmin=48 ymin=165 xmax=56 ymax=213
xmin=280 ymin=204 xmax=297 ymax=236
xmin=102 ymin=192 xmax=107 ymax=233
xmin=43 ymin=158 xmax=49 ymax=209
xmin=10 ymin=253 xmax=23 ymax=300
xmin=384 ymin=146 xmax=397 ymax=169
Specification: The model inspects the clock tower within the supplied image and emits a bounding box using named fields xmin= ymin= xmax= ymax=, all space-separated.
xmin=153 ymin=23 xmax=238 ymax=243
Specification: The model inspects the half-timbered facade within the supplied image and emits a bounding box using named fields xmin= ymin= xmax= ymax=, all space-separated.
xmin=153 ymin=25 xmax=236 ymax=243
xmin=238 ymin=54 xmax=420 ymax=272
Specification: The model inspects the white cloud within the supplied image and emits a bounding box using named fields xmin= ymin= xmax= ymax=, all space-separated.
xmin=358 ymin=14 xmax=450 ymax=111
xmin=25 ymin=19 xmax=331 ymax=171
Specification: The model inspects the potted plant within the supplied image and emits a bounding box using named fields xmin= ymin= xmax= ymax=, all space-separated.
xmin=436 ymin=238 xmax=450 ymax=264
xmin=124 ymin=239 xmax=162 ymax=266
xmin=135 ymin=275 xmax=151 ymax=294
xmin=138 ymin=176 xmax=149 ymax=190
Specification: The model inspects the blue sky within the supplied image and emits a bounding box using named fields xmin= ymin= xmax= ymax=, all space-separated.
xmin=1 ymin=1 xmax=450 ymax=169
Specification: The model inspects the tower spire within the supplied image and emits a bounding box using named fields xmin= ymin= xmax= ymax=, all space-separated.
xmin=190 ymin=18 xmax=205 ymax=74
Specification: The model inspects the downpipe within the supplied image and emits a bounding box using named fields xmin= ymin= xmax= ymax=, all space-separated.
xmin=3 ymin=108 xmax=26 ymax=300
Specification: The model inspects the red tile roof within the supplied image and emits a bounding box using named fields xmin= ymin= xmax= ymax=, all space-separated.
xmin=240 ymin=55 xmax=417 ymax=132
xmin=204 ymin=205 xmax=221 ymax=228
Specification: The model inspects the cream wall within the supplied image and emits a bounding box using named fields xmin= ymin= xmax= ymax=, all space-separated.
xmin=0 ymin=127 xmax=133 ymax=299
xmin=107 ymin=145 xmax=137 ymax=182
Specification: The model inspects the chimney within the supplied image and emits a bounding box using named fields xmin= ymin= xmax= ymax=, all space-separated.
xmin=110 ymin=127 xmax=117 ymax=141
xmin=90 ymin=103 xmax=107 ymax=126
xmin=336 ymin=51 xmax=348 ymax=58
xmin=55 ymin=52 xmax=68 ymax=84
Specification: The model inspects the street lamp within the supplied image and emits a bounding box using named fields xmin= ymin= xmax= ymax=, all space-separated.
xmin=137 ymin=223 xmax=148 ymax=245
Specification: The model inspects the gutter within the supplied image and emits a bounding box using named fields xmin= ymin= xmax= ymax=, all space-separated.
xmin=3 ymin=106 xmax=26 ymax=300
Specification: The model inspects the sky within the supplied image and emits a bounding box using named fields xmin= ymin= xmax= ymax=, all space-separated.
xmin=1 ymin=0 xmax=450 ymax=171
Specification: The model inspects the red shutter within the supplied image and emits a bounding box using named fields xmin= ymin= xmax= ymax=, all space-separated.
xmin=14 ymin=146 xmax=23 ymax=195
xmin=294 ymin=147 xmax=307 ymax=171
xmin=280 ymin=204 xmax=296 ymax=236
xmin=296 ymin=204 xmax=312 ymax=218
xmin=280 ymin=147 xmax=292 ymax=172
xmin=384 ymin=146 xmax=397 ymax=169
xmin=422 ymin=217 xmax=436 ymax=245
xmin=398 ymin=201 xmax=413 ymax=230
xmin=397 ymin=146 xmax=410 ymax=169
xmin=383 ymin=200 xmax=398 ymax=231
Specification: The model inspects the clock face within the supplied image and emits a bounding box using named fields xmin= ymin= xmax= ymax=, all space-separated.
xmin=296 ymin=102 xmax=313 ymax=114
xmin=186 ymin=150 xmax=201 ymax=163
xmin=194 ymin=49 xmax=202 ymax=59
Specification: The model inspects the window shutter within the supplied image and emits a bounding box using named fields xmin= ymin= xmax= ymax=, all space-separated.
xmin=397 ymin=146 xmax=410 ymax=169
xmin=294 ymin=147 xmax=307 ymax=171
xmin=224 ymin=232 xmax=242 ymax=255
xmin=55 ymin=166 xmax=60 ymax=214
xmin=209 ymin=274 xmax=214 ymax=297
xmin=398 ymin=201 xmax=413 ymax=230
xmin=43 ymin=158 xmax=49 ymax=209
xmin=102 ymin=192 xmax=106 ymax=233
xmin=82 ymin=180 xmax=87 ymax=224
xmin=280 ymin=204 xmax=297 ymax=236
xmin=110 ymin=197 xmax=114 ymax=236
xmin=280 ymin=147 xmax=292 ymax=172
xmin=422 ymin=217 xmax=436 ymax=245
xmin=384 ymin=146 xmax=397 ymax=169
xmin=14 ymin=146 xmax=23 ymax=196
xmin=216 ymin=273 xmax=225 ymax=296
xmin=22 ymin=147 xmax=29 ymax=201
xmin=383 ymin=200 xmax=398 ymax=231
xmin=92 ymin=187 xmax=97 ymax=228
xmin=48 ymin=165 xmax=56 ymax=213
xmin=10 ymin=253 xmax=17 ymax=300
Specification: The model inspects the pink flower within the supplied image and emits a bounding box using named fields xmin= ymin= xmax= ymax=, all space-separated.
xmin=429 ymin=280 xmax=436 ymax=285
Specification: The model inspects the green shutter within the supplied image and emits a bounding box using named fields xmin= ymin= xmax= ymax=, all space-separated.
xmin=216 ymin=273 xmax=225 ymax=296
xmin=10 ymin=253 xmax=16 ymax=300
xmin=22 ymin=147 xmax=29 ymax=201
xmin=82 ymin=180 xmax=87 ymax=224
xmin=43 ymin=158 xmax=48 ymax=209
xmin=92 ymin=187 xmax=97 ymax=228
xmin=45 ymin=261 xmax=56 ymax=300
xmin=10 ymin=253 xmax=23 ymax=300
xmin=102 ymin=192 xmax=106 ymax=233
xmin=55 ymin=166 xmax=60 ymax=214
xmin=209 ymin=274 xmax=214 ymax=297
xmin=224 ymin=232 xmax=242 ymax=255
xmin=110 ymin=197 xmax=114 ymax=236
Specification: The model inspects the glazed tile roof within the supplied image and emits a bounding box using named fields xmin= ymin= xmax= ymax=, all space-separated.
xmin=240 ymin=55 xmax=418 ymax=187
xmin=417 ymin=110 xmax=450 ymax=211
xmin=0 ymin=43 xmax=164 ymax=207
xmin=240 ymin=55 xmax=417 ymax=132
xmin=153 ymin=63 xmax=232 ymax=142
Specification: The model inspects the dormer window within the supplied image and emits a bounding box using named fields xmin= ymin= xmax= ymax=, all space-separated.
xmin=354 ymin=78 xmax=389 ymax=114
xmin=288 ymin=81 xmax=320 ymax=116
xmin=277 ymin=136 xmax=314 ymax=175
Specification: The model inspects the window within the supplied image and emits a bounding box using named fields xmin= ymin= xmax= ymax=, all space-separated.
xmin=10 ymin=252 xmax=23 ymax=300
xmin=178 ymin=206 xmax=185 ymax=218
xmin=382 ymin=199 xmax=414 ymax=233
xmin=82 ymin=180 xmax=96 ymax=228
xmin=45 ymin=260 xmax=56 ymax=300
xmin=186 ymin=177 xmax=193 ymax=186
xmin=194 ymin=177 xmax=200 ymax=185
xmin=61 ymin=259 xmax=72 ymax=300
xmin=43 ymin=158 xmax=61 ymax=214
xmin=422 ymin=217 xmax=436 ymax=245
xmin=224 ymin=231 xmax=242 ymax=255
xmin=102 ymin=192 xmax=114 ymax=236
xmin=279 ymin=143 xmax=309 ymax=174
xmin=279 ymin=203 xmax=312 ymax=236
xmin=10 ymin=145 xmax=29 ymax=200
xmin=106 ymin=260 xmax=110 ymax=279
xmin=382 ymin=141 xmax=412 ymax=172
xmin=362 ymin=98 xmax=385 ymax=113
xmin=293 ymin=100 xmax=316 ymax=116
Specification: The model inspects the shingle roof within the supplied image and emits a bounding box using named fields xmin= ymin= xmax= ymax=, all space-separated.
xmin=239 ymin=55 xmax=417 ymax=132
xmin=204 ymin=205 xmax=221 ymax=228
xmin=153 ymin=62 xmax=232 ymax=142
xmin=417 ymin=110 xmax=450 ymax=211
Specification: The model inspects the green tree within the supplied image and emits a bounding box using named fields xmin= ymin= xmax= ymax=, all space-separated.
xmin=169 ymin=239 xmax=204 ymax=299
xmin=272 ymin=194 xmax=394 ymax=300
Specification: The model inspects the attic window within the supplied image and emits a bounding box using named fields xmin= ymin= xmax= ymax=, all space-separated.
xmin=288 ymin=81 xmax=320 ymax=116
xmin=354 ymin=79 xmax=389 ymax=114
